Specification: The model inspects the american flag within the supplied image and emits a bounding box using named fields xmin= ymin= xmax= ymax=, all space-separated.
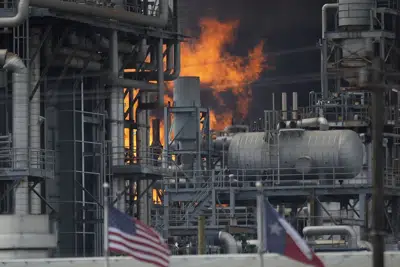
xmin=108 ymin=206 xmax=171 ymax=267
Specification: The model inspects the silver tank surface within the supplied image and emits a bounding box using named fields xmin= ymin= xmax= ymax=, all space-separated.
xmin=227 ymin=129 xmax=363 ymax=179
xmin=338 ymin=0 xmax=375 ymax=27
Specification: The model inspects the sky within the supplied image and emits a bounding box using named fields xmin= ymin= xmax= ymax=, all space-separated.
xmin=181 ymin=0 xmax=327 ymax=120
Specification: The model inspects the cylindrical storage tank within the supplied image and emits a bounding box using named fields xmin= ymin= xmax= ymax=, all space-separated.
xmin=173 ymin=76 xmax=201 ymax=168
xmin=227 ymin=130 xmax=363 ymax=180
xmin=338 ymin=0 xmax=375 ymax=27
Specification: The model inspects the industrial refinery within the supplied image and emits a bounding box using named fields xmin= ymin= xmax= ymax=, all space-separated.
xmin=0 ymin=0 xmax=400 ymax=264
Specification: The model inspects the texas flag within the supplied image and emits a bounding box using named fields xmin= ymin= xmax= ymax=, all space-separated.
xmin=263 ymin=200 xmax=325 ymax=267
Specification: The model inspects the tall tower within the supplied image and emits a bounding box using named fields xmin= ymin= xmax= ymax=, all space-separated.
xmin=321 ymin=0 xmax=400 ymax=97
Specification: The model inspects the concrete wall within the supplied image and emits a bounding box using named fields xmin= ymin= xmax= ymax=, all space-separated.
xmin=0 ymin=252 xmax=399 ymax=267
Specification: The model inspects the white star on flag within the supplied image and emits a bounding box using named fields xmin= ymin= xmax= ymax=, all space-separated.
xmin=269 ymin=222 xmax=283 ymax=236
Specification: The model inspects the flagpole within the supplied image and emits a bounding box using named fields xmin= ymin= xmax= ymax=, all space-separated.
xmin=103 ymin=182 xmax=110 ymax=267
xmin=256 ymin=181 xmax=264 ymax=267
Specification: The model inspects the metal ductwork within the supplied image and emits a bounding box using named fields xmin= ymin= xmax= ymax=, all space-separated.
xmin=30 ymin=0 xmax=169 ymax=28
xmin=302 ymin=226 xmax=358 ymax=249
xmin=0 ymin=0 xmax=30 ymax=28
xmin=218 ymin=231 xmax=240 ymax=254
xmin=0 ymin=49 xmax=29 ymax=169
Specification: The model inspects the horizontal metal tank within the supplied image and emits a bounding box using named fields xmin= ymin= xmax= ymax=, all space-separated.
xmin=227 ymin=129 xmax=363 ymax=179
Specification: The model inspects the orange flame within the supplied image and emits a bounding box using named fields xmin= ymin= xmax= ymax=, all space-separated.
xmin=124 ymin=18 xmax=266 ymax=150
xmin=181 ymin=18 xmax=266 ymax=129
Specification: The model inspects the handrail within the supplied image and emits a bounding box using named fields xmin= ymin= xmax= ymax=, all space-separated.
xmin=0 ymin=147 xmax=55 ymax=173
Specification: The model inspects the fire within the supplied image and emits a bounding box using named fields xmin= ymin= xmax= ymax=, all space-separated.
xmin=124 ymin=18 xmax=266 ymax=149
xmin=209 ymin=111 xmax=233 ymax=131
xmin=181 ymin=18 xmax=266 ymax=127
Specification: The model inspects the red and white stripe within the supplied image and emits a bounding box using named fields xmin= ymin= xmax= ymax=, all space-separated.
xmin=109 ymin=219 xmax=170 ymax=267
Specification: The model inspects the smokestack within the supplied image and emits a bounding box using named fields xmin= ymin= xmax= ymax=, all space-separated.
xmin=150 ymin=118 xmax=162 ymax=147
xmin=292 ymin=92 xmax=298 ymax=120
xmin=281 ymin=92 xmax=287 ymax=120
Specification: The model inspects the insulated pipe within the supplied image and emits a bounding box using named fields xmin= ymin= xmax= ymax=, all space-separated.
xmin=109 ymin=30 xmax=125 ymax=212
xmin=0 ymin=50 xmax=29 ymax=214
xmin=68 ymin=33 xmax=134 ymax=54
xmin=53 ymin=57 xmax=102 ymax=71
xmin=297 ymin=117 xmax=329 ymax=130
xmin=31 ymin=0 xmax=169 ymax=28
xmin=322 ymin=3 xmax=338 ymax=39
xmin=157 ymin=38 xmax=165 ymax=106
xmin=281 ymin=92 xmax=287 ymax=120
xmin=0 ymin=50 xmax=29 ymax=169
xmin=292 ymin=92 xmax=298 ymax=120
xmin=276 ymin=117 xmax=329 ymax=130
xmin=30 ymin=30 xmax=42 ymax=214
xmin=108 ymin=76 xmax=158 ymax=91
xmin=302 ymin=226 xmax=358 ymax=249
xmin=110 ymin=30 xmax=123 ymax=167
xmin=218 ymin=231 xmax=239 ymax=254
xmin=58 ymin=47 xmax=102 ymax=61
xmin=0 ymin=0 xmax=30 ymax=28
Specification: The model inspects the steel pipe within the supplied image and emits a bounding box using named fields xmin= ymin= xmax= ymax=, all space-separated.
xmin=0 ymin=0 xmax=30 ymax=28
xmin=0 ymin=49 xmax=29 ymax=214
xmin=31 ymin=0 xmax=169 ymax=28
xmin=218 ymin=231 xmax=239 ymax=254
xmin=136 ymin=42 xmax=181 ymax=81
xmin=303 ymin=225 xmax=358 ymax=249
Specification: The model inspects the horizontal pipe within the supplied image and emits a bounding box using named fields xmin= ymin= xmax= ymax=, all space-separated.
xmin=303 ymin=226 xmax=358 ymax=249
xmin=0 ymin=0 xmax=29 ymax=28
xmin=107 ymin=76 xmax=158 ymax=91
xmin=277 ymin=117 xmax=329 ymax=130
xmin=53 ymin=57 xmax=102 ymax=71
xmin=31 ymin=0 xmax=169 ymax=28
xmin=58 ymin=47 xmax=102 ymax=61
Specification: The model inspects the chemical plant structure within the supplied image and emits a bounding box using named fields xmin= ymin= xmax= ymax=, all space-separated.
xmin=157 ymin=0 xmax=400 ymax=253
xmin=0 ymin=0 xmax=182 ymax=258
xmin=0 ymin=0 xmax=400 ymax=260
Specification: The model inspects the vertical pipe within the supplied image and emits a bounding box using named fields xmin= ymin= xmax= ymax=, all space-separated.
xmin=13 ymin=69 xmax=29 ymax=215
xmin=292 ymin=92 xmax=298 ymax=120
xmin=197 ymin=215 xmax=205 ymax=254
xmin=256 ymin=181 xmax=265 ymax=264
xmin=162 ymin=106 xmax=169 ymax=169
xmin=103 ymin=183 xmax=110 ymax=267
xmin=81 ymin=78 xmax=86 ymax=255
xmin=281 ymin=92 xmax=287 ymax=120
xmin=321 ymin=4 xmax=338 ymax=98
xmin=110 ymin=30 xmax=122 ymax=166
xmin=371 ymin=89 xmax=384 ymax=267
xmin=110 ymin=30 xmax=125 ymax=212
xmin=30 ymin=29 xmax=42 ymax=214
xmin=157 ymin=38 xmax=164 ymax=107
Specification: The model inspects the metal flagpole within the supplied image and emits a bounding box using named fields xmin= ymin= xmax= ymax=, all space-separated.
xmin=103 ymin=182 xmax=110 ymax=267
xmin=256 ymin=181 xmax=264 ymax=267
